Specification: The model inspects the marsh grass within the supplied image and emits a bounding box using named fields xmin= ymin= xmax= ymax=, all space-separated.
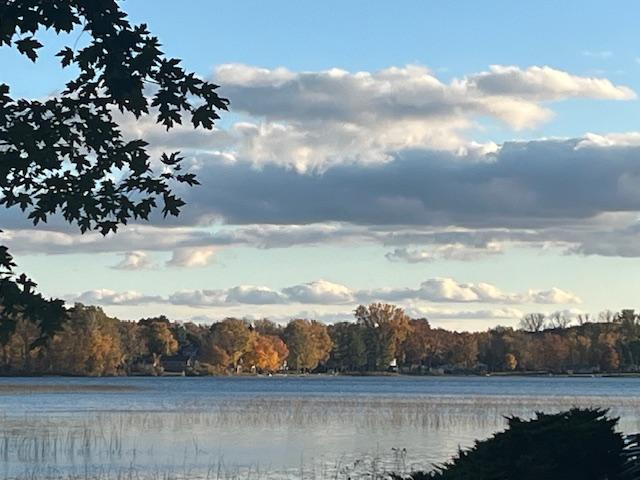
xmin=0 ymin=385 xmax=141 ymax=395
xmin=1 ymin=395 xmax=640 ymax=479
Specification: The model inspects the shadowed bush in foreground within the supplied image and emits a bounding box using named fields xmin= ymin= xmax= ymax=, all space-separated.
xmin=396 ymin=408 xmax=625 ymax=480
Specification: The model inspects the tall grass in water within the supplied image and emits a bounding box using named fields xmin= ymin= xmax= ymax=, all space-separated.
xmin=1 ymin=395 xmax=640 ymax=479
xmin=0 ymin=453 xmax=408 ymax=480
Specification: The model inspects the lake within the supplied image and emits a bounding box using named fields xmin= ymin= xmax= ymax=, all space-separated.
xmin=1 ymin=375 xmax=640 ymax=479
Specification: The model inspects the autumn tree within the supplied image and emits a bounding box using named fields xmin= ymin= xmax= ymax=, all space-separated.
xmin=541 ymin=333 xmax=570 ymax=373
xmin=449 ymin=333 xmax=479 ymax=369
xmin=0 ymin=316 xmax=42 ymax=373
xmin=118 ymin=321 xmax=149 ymax=374
xmin=600 ymin=347 xmax=620 ymax=371
xmin=48 ymin=304 xmax=123 ymax=376
xmin=504 ymin=353 xmax=518 ymax=371
xmin=199 ymin=342 xmax=231 ymax=374
xmin=283 ymin=319 xmax=332 ymax=372
xmin=478 ymin=327 xmax=519 ymax=371
xmin=206 ymin=318 xmax=252 ymax=371
xmin=142 ymin=318 xmax=178 ymax=371
xmin=401 ymin=318 xmax=434 ymax=368
xmin=245 ymin=334 xmax=289 ymax=373
xmin=355 ymin=303 xmax=412 ymax=370
xmin=0 ymin=1 xmax=228 ymax=344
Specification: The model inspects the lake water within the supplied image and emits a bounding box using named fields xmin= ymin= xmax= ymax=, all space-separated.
xmin=1 ymin=375 xmax=640 ymax=479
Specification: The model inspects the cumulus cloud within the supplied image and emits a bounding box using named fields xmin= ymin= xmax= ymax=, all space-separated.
xmin=71 ymin=289 xmax=163 ymax=306
xmin=358 ymin=278 xmax=581 ymax=305
xmin=526 ymin=287 xmax=582 ymax=305
xmin=112 ymin=251 xmax=154 ymax=270
xmin=282 ymin=280 xmax=355 ymax=304
xmin=167 ymin=282 xmax=350 ymax=307
xmin=464 ymin=65 xmax=632 ymax=101
xmin=208 ymin=63 xmax=634 ymax=170
xmin=4 ymin=65 xmax=640 ymax=268
xmin=168 ymin=289 xmax=226 ymax=307
xmin=67 ymin=277 xmax=579 ymax=308
xmin=166 ymin=247 xmax=216 ymax=268
xmin=225 ymin=285 xmax=287 ymax=304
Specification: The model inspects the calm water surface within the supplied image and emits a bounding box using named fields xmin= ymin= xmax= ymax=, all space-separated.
xmin=1 ymin=375 xmax=639 ymax=479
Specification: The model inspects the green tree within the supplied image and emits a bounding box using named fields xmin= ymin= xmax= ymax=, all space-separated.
xmin=283 ymin=319 xmax=332 ymax=372
xmin=355 ymin=303 xmax=412 ymax=370
xmin=329 ymin=322 xmax=367 ymax=372
xmin=0 ymin=1 xmax=228 ymax=344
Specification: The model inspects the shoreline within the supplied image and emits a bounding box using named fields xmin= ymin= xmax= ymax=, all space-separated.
xmin=0 ymin=371 xmax=639 ymax=379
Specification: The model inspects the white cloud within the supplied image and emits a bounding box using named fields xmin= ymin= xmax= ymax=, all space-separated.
xmin=526 ymin=287 xmax=582 ymax=305
xmin=225 ymin=285 xmax=287 ymax=304
xmin=72 ymin=289 xmax=163 ymax=306
xmin=576 ymin=132 xmax=640 ymax=148
xmin=68 ymin=277 xmax=579 ymax=308
xmin=358 ymin=278 xmax=581 ymax=305
xmin=419 ymin=278 xmax=499 ymax=302
xmin=166 ymin=247 xmax=216 ymax=268
xmin=212 ymin=63 xmax=634 ymax=170
xmin=465 ymin=65 xmax=631 ymax=101
xmin=168 ymin=289 xmax=226 ymax=307
xmin=4 ymin=66 xmax=640 ymax=274
xmin=282 ymin=280 xmax=355 ymax=304
xmin=112 ymin=251 xmax=154 ymax=270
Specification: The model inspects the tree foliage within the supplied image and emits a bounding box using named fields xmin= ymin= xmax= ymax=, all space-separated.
xmin=399 ymin=409 xmax=625 ymax=480
xmin=208 ymin=318 xmax=252 ymax=369
xmin=0 ymin=0 xmax=228 ymax=343
xmin=245 ymin=334 xmax=289 ymax=373
xmin=47 ymin=304 xmax=123 ymax=376
xmin=1 ymin=299 xmax=640 ymax=376
xmin=355 ymin=303 xmax=412 ymax=369
xmin=284 ymin=319 xmax=332 ymax=371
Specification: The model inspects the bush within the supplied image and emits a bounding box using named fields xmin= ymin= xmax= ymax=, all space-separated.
xmin=397 ymin=408 xmax=625 ymax=480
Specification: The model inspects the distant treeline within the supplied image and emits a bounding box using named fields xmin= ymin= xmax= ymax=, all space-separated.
xmin=1 ymin=302 xmax=640 ymax=376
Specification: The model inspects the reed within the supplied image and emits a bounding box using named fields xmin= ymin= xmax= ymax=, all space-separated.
xmin=1 ymin=395 xmax=639 ymax=479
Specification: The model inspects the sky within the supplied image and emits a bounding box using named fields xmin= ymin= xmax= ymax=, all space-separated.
xmin=3 ymin=1 xmax=640 ymax=330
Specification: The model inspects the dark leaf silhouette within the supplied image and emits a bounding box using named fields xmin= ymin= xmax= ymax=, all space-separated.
xmin=0 ymin=0 xmax=229 ymax=344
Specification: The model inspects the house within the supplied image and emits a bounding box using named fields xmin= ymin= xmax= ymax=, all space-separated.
xmin=161 ymin=353 xmax=196 ymax=374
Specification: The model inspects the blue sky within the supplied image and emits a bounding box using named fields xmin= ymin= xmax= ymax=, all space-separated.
xmin=3 ymin=1 xmax=640 ymax=329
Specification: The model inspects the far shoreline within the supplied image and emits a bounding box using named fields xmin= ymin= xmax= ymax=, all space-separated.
xmin=0 ymin=371 xmax=639 ymax=380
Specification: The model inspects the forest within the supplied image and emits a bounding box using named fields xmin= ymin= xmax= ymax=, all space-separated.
xmin=1 ymin=302 xmax=639 ymax=376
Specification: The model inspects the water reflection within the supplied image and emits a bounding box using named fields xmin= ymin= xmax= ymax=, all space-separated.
xmin=1 ymin=377 xmax=640 ymax=479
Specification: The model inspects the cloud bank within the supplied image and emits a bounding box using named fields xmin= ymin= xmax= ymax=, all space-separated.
xmin=68 ymin=277 xmax=580 ymax=308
